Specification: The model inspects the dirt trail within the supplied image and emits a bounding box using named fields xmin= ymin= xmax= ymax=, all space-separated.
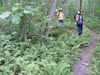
xmin=74 ymin=30 xmax=99 ymax=75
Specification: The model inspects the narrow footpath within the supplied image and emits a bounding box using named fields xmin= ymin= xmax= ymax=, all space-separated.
xmin=74 ymin=30 xmax=99 ymax=75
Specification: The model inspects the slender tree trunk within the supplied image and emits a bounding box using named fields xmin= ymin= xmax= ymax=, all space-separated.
xmin=80 ymin=0 xmax=82 ymax=11
xmin=7 ymin=0 xmax=12 ymax=11
xmin=21 ymin=15 xmax=27 ymax=41
xmin=6 ymin=0 xmax=12 ymax=34
xmin=39 ymin=0 xmax=47 ymax=46
xmin=45 ymin=0 xmax=57 ymax=37
xmin=92 ymin=0 xmax=95 ymax=17
xmin=40 ymin=22 xmax=44 ymax=46
xmin=0 ymin=0 xmax=3 ymax=5
xmin=87 ymin=0 xmax=94 ymax=16
xmin=20 ymin=0 xmax=27 ymax=41
xmin=65 ymin=0 xmax=70 ymax=18
xmin=75 ymin=0 xmax=79 ymax=11
xmin=42 ymin=0 xmax=46 ymax=15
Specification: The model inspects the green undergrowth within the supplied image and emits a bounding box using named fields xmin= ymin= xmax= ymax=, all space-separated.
xmin=53 ymin=18 xmax=75 ymax=29
xmin=0 ymin=7 xmax=6 ymax=14
xmin=90 ymin=43 xmax=100 ymax=75
xmin=0 ymin=27 xmax=91 ymax=75
xmin=85 ymin=17 xmax=100 ymax=33
xmin=50 ymin=27 xmax=70 ymax=37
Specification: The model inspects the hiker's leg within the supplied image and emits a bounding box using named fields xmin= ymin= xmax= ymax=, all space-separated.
xmin=80 ymin=24 xmax=83 ymax=35
xmin=58 ymin=20 xmax=61 ymax=27
xmin=78 ymin=25 xmax=81 ymax=36
xmin=61 ymin=20 xmax=64 ymax=27
xmin=78 ymin=25 xmax=80 ymax=35
xmin=58 ymin=20 xmax=60 ymax=27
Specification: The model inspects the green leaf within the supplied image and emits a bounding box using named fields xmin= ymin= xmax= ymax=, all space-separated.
xmin=23 ymin=10 xmax=31 ymax=14
xmin=0 ymin=11 xmax=11 ymax=19
xmin=17 ymin=12 xmax=23 ymax=17
xmin=12 ymin=6 xmax=19 ymax=12
xmin=11 ymin=15 xmax=20 ymax=24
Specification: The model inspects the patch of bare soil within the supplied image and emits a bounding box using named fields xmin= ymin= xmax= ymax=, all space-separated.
xmin=74 ymin=30 xmax=99 ymax=75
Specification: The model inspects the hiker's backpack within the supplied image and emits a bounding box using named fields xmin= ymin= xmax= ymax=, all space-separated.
xmin=74 ymin=14 xmax=77 ymax=20
xmin=77 ymin=16 xmax=83 ymax=25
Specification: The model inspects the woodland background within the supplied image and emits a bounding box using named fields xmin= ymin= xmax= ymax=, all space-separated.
xmin=0 ymin=0 xmax=100 ymax=75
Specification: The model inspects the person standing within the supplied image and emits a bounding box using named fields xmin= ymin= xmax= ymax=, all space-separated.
xmin=56 ymin=8 xmax=64 ymax=27
xmin=75 ymin=11 xmax=84 ymax=36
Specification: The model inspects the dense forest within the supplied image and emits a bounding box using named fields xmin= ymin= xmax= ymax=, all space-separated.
xmin=0 ymin=0 xmax=100 ymax=75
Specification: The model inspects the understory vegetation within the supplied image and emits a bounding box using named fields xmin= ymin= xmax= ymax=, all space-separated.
xmin=0 ymin=0 xmax=100 ymax=75
xmin=0 ymin=24 xmax=91 ymax=75
xmin=85 ymin=17 xmax=100 ymax=33
xmin=90 ymin=43 xmax=100 ymax=75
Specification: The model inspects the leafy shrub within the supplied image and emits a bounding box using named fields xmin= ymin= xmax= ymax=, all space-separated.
xmin=50 ymin=28 xmax=70 ymax=37
xmin=0 ymin=27 xmax=91 ymax=75
xmin=0 ymin=7 xmax=6 ymax=13
xmin=85 ymin=17 xmax=100 ymax=33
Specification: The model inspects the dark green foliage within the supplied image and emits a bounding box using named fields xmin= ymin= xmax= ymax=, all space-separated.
xmin=85 ymin=17 xmax=100 ymax=33
xmin=0 ymin=0 xmax=100 ymax=75
xmin=0 ymin=28 xmax=91 ymax=75
xmin=50 ymin=28 xmax=70 ymax=37
xmin=0 ymin=58 xmax=6 ymax=66
xmin=94 ymin=0 xmax=100 ymax=15
xmin=0 ymin=7 xmax=6 ymax=13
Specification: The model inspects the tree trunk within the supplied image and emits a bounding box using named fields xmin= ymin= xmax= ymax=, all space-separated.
xmin=0 ymin=0 xmax=3 ymax=5
xmin=80 ymin=0 xmax=82 ymax=11
xmin=45 ymin=0 xmax=57 ymax=37
xmin=7 ymin=0 xmax=12 ymax=11
xmin=42 ymin=0 xmax=46 ymax=15
xmin=21 ymin=15 xmax=27 ymax=41
xmin=65 ymin=0 xmax=70 ymax=18
xmin=20 ymin=0 xmax=27 ymax=41
xmin=39 ymin=0 xmax=47 ymax=46
xmin=87 ymin=0 xmax=93 ymax=16
xmin=75 ymin=0 xmax=79 ymax=11
xmin=40 ymin=22 xmax=44 ymax=46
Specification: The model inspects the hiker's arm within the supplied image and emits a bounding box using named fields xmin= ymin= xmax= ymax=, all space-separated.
xmin=74 ymin=15 xmax=79 ymax=25
xmin=76 ymin=15 xmax=79 ymax=21
xmin=56 ymin=13 xmax=59 ymax=16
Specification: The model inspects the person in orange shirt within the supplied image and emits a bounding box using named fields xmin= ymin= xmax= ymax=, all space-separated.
xmin=57 ymin=8 xmax=64 ymax=27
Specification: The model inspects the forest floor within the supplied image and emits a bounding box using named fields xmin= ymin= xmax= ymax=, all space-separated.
xmin=73 ymin=27 xmax=99 ymax=75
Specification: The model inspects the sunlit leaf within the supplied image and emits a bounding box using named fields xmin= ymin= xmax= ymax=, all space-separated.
xmin=23 ymin=10 xmax=31 ymax=14
xmin=11 ymin=15 xmax=20 ymax=24
xmin=0 ymin=11 xmax=11 ymax=19
xmin=12 ymin=6 xmax=19 ymax=12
